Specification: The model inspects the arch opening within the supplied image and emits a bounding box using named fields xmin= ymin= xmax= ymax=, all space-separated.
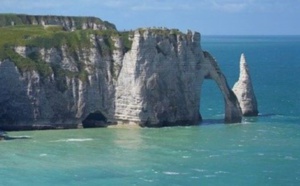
xmin=82 ymin=111 xmax=108 ymax=128
xmin=200 ymin=80 xmax=225 ymax=124
xmin=199 ymin=51 xmax=242 ymax=124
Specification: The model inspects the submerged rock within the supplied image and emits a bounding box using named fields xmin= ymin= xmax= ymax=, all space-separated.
xmin=0 ymin=131 xmax=7 ymax=140
xmin=232 ymin=53 xmax=258 ymax=116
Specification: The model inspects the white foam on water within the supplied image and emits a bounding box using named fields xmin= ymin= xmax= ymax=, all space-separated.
xmin=193 ymin=169 xmax=207 ymax=172
xmin=204 ymin=175 xmax=216 ymax=178
xmin=215 ymin=171 xmax=229 ymax=174
xmin=139 ymin=178 xmax=154 ymax=183
xmin=66 ymin=138 xmax=93 ymax=142
xmin=193 ymin=149 xmax=208 ymax=152
xmin=39 ymin=153 xmax=47 ymax=157
xmin=209 ymin=154 xmax=220 ymax=158
xmin=284 ymin=156 xmax=298 ymax=160
xmin=52 ymin=138 xmax=93 ymax=142
xmin=163 ymin=171 xmax=180 ymax=175
xmin=151 ymin=169 xmax=159 ymax=174
xmin=8 ymin=135 xmax=31 ymax=139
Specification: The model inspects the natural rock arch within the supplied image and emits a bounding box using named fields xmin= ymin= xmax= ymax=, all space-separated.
xmin=201 ymin=51 xmax=242 ymax=123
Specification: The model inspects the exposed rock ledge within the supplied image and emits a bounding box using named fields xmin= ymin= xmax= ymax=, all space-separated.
xmin=0 ymin=14 xmax=244 ymax=130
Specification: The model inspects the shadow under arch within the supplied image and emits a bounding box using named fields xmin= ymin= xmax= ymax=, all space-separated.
xmin=82 ymin=111 xmax=108 ymax=128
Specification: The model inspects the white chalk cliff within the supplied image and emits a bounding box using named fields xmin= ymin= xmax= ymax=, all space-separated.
xmin=114 ymin=30 xmax=242 ymax=126
xmin=0 ymin=15 xmax=244 ymax=129
xmin=232 ymin=53 xmax=258 ymax=116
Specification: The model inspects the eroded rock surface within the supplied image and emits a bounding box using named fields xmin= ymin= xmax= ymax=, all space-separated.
xmin=232 ymin=53 xmax=258 ymax=116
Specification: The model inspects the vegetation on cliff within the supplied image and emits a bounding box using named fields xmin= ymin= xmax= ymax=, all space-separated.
xmin=0 ymin=22 xmax=133 ymax=87
xmin=0 ymin=14 xmax=116 ymax=30
xmin=0 ymin=15 xmax=195 ymax=93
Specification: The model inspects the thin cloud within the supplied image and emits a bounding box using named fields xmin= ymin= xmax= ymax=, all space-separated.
xmin=1 ymin=0 xmax=299 ymax=15
xmin=211 ymin=1 xmax=248 ymax=13
xmin=131 ymin=5 xmax=173 ymax=11
xmin=133 ymin=2 xmax=198 ymax=11
xmin=1 ymin=0 xmax=74 ymax=11
xmin=210 ymin=0 xmax=300 ymax=13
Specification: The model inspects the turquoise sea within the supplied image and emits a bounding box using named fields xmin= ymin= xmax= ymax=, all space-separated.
xmin=1 ymin=36 xmax=300 ymax=186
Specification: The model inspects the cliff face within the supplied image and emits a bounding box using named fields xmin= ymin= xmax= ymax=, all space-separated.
xmin=114 ymin=30 xmax=242 ymax=126
xmin=0 ymin=33 xmax=120 ymax=129
xmin=115 ymin=30 xmax=204 ymax=126
xmin=0 ymin=15 xmax=242 ymax=129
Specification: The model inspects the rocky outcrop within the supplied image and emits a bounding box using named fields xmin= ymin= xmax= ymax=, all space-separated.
xmin=115 ymin=30 xmax=203 ymax=126
xmin=0 ymin=15 xmax=244 ymax=130
xmin=114 ymin=30 xmax=242 ymax=126
xmin=0 ymin=130 xmax=7 ymax=140
xmin=232 ymin=53 xmax=258 ymax=116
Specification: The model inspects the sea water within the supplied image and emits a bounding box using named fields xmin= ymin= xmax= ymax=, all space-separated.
xmin=1 ymin=36 xmax=300 ymax=186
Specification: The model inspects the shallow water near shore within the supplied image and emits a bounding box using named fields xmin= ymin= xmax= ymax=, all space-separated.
xmin=1 ymin=121 xmax=300 ymax=186
xmin=1 ymin=35 xmax=300 ymax=185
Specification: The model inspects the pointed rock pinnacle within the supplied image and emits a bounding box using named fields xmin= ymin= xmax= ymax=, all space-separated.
xmin=232 ymin=53 xmax=258 ymax=116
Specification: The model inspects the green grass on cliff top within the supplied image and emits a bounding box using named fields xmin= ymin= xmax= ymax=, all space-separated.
xmin=0 ymin=25 xmax=184 ymax=83
xmin=0 ymin=25 xmax=134 ymax=65
xmin=0 ymin=25 xmax=122 ymax=55
xmin=0 ymin=25 xmax=133 ymax=84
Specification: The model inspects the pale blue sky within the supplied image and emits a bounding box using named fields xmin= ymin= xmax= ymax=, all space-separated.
xmin=0 ymin=0 xmax=299 ymax=35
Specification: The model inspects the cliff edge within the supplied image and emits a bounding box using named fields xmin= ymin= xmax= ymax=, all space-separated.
xmin=0 ymin=14 xmax=116 ymax=31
